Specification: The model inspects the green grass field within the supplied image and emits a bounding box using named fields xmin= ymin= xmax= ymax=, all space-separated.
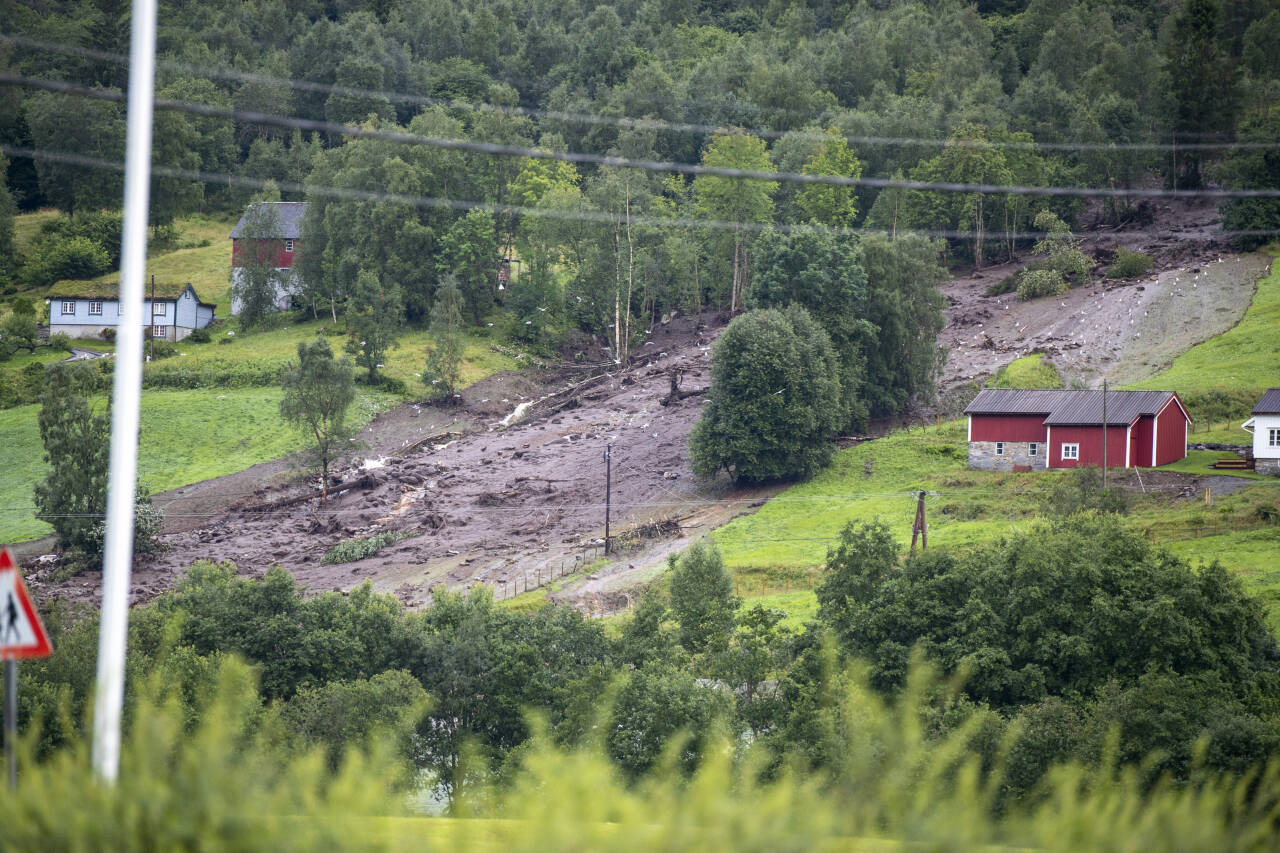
xmin=990 ymin=353 xmax=1064 ymax=389
xmin=1131 ymin=247 xmax=1280 ymax=397
xmin=0 ymin=386 xmax=397 ymax=544
xmin=160 ymin=319 xmax=517 ymax=396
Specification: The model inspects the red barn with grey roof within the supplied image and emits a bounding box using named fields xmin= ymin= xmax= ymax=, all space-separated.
xmin=963 ymin=389 xmax=1190 ymax=471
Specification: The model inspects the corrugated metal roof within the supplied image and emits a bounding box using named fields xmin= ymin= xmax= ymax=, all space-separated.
xmin=965 ymin=388 xmax=1179 ymax=426
xmin=229 ymin=201 xmax=306 ymax=239
xmin=1253 ymin=389 xmax=1280 ymax=414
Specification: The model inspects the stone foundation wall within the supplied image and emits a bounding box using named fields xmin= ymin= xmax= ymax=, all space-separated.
xmin=1256 ymin=457 xmax=1280 ymax=476
xmin=968 ymin=441 xmax=1049 ymax=471
xmin=49 ymin=323 xmax=113 ymax=340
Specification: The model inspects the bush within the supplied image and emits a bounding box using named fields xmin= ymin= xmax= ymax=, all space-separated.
xmin=100 ymin=327 xmax=116 ymax=342
xmin=147 ymin=340 xmax=178 ymax=360
xmin=690 ymin=306 xmax=843 ymax=484
xmin=1016 ymin=269 xmax=1068 ymax=300
xmin=38 ymin=211 xmax=124 ymax=267
xmin=48 ymin=332 xmax=72 ymax=351
xmin=142 ymin=358 xmax=285 ymax=390
xmin=1042 ymin=465 xmax=1129 ymax=516
xmin=186 ymin=326 xmax=211 ymax=343
xmin=1107 ymin=248 xmax=1155 ymax=278
xmin=25 ymin=235 xmax=112 ymax=287
xmin=358 ymin=373 xmax=407 ymax=395
xmin=320 ymin=531 xmax=406 ymax=565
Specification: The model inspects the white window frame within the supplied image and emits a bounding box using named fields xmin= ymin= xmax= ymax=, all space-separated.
xmin=1062 ymin=443 xmax=1079 ymax=461
xmin=152 ymin=301 xmax=166 ymax=316
xmin=995 ymin=441 xmax=1005 ymax=455
xmin=284 ymin=239 xmax=294 ymax=252
xmin=152 ymin=324 xmax=166 ymax=339
xmin=1029 ymin=442 xmax=1039 ymax=457
xmin=61 ymin=301 xmax=75 ymax=315
xmin=1269 ymin=428 xmax=1280 ymax=448
xmin=88 ymin=300 xmax=103 ymax=316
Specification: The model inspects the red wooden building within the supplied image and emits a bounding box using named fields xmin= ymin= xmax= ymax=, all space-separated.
xmin=229 ymin=201 xmax=306 ymax=315
xmin=963 ymin=389 xmax=1190 ymax=471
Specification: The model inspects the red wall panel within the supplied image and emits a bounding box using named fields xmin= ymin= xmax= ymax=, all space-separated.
xmin=1131 ymin=415 xmax=1154 ymax=466
xmin=970 ymin=415 xmax=1048 ymax=442
xmin=1153 ymin=398 xmax=1189 ymax=466
xmin=1049 ymin=425 xmax=1129 ymax=468
xmin=232 ymin=239 xmax=296 ymax=269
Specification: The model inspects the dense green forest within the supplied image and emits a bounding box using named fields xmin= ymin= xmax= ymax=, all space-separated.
xmin=3 ymin=0 xmax=1279 ymax=421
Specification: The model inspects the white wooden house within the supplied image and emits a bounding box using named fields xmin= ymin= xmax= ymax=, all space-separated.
xmin=47 ymin=281 xmax=215 ymax=341
xmin=1243 ymin=389 xmax=1280 ymax=475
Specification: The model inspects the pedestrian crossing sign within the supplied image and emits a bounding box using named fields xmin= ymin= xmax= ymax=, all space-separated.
xmin=0 ymin=549 xmax=51 ymax=660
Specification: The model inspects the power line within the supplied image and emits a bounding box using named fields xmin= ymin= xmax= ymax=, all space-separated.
xmin=8 ymin=72 xmax=1280 ymax=202
xmin=11 ymin=143 xmax=1279 ymax=244
xmin=0 ymin=32 xmax=1266 ymax=155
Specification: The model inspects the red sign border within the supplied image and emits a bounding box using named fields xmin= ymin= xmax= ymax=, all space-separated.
xmin=0 ymin=548 xmax=52 ymax=660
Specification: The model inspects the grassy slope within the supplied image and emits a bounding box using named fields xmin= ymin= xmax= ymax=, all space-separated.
xmin=92 ymin=214 xmax=237 ymax=313
xmin=0 ymin=387 xmax=399 ymax=544
xmin=166 ymin=319 xmax=516 ymax=395
xmin=990 ymin=353 xmax=1064 ymax=389
xmin=1131 ymin=248 xmax=1279 ymax=443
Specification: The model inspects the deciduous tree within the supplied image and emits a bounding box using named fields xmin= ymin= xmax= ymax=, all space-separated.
xmin=423 ymin=273 xmax=465 ymax=398
xmin=690 ymin=306 xmax=843 ymax=483
xmin=344 ymin=269 xmax=403 ymax=383
xmin=668 ymin=540 xmax=740 ymax=655
xmin=280 ymin=336 xmax=357 ymax=500
xmin=33 ymin=362 xmax=109 ymax=555
xmin=693 ymin=134 xmax=776 ymax=312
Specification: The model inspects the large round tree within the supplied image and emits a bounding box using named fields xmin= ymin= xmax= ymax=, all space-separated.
xmin=689 ymin=305 xmax=842 ymax=483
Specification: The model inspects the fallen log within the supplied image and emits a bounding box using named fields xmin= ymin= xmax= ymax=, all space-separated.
xmin=400 ymin=428 xmax=463 ymax=456
xmin=237 ymin=473 xmax=380 ymax=514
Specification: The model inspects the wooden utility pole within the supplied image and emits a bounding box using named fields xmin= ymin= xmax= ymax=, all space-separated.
xmin=148 ymin=274 xmax=155 ymax=362
xmin=910 ymin=491 xmax=927 ymax=553
xmin=603 ymin=443 xmax=613 ymax=554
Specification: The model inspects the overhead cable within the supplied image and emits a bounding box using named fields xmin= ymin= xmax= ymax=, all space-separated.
xmin=1 ymin=31 xmax=1252 ymax=153
xmin=7 ymin=143 xmax=1280 ymax=244
xmin=7 ymin=72 xmax=1280 ymax=201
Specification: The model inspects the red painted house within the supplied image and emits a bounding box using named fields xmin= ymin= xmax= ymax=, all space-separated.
xmin=963 ymin=388 xmax=1190 ymax=471
xmin=229 ymin=201 xmax=306 ymax=315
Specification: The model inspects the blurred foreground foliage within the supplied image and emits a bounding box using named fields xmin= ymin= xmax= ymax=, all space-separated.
xmin=1 ymin=653 xmax=1278 ymax=852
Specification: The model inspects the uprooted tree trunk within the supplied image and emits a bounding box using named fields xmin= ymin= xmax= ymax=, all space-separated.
xmin=660 ymin=368 xmax=706 ymax=407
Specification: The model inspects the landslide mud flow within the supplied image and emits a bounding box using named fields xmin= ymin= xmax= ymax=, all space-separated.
xmin=43 ymin=314 xmax=752 ymax=608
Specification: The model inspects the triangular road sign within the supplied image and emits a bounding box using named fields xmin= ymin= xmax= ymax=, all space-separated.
xmin=0 ymin=548 xmax=51 ymax=660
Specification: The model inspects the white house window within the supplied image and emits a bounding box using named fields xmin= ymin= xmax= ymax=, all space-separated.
xmin=995 ymin=442 xmax=1005 ymax=455
xmin=1270 ymin=428 xmax=1280 ymax=447
xmin=152 ymin=325 xmax=166 ymax=339
xmin=153 ymin=302 xmax=167 ymax=316
xmin=1029 ymin=442 xmax=1039 ymax=457
xmin=88 ymin=300 xmax=103 ymax=315
xmin=61 ymin=301 xmax=75 ymax=315
xmin=1062 ymin=443 xmax=1080 ymax=460
xmin=284 ymin=239 xmax=294 ymax=252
